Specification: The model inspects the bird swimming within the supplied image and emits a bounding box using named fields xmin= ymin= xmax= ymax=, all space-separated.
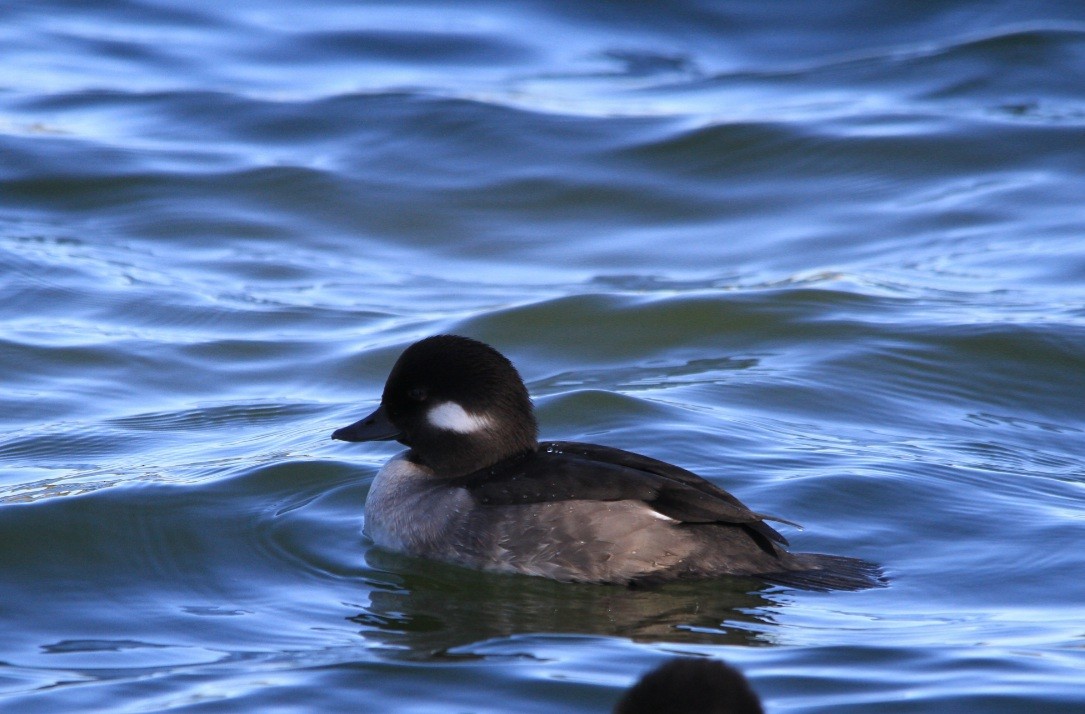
xmin=614 ymin=658 xmax=764 ymax=714
xmin=332 ymin=334 xmax=884 ymax=590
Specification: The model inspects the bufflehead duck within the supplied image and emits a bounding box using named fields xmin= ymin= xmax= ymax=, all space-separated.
xmin=332 ymin=335 xmax=883 ymax=590
xmin=615 ymin=658 xmax=763 ymax=714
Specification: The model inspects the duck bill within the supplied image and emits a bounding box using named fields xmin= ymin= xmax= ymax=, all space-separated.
xmin=332 ymin=405 xmax=402 ymax=442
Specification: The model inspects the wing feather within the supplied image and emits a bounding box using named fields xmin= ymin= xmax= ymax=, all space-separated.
xmin=451 ymin=440 xmax=795 ymax=547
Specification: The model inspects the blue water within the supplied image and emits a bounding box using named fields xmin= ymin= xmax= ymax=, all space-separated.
xmin=3 ymin=1 xmax=1085 ymax=711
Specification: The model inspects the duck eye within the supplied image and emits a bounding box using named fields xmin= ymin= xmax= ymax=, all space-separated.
xmin=407 ymin=387 xmax=428 ymax=402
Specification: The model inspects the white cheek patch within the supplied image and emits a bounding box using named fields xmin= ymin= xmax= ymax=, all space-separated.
xmin=426 ymin=402 xmax=493 ymax=433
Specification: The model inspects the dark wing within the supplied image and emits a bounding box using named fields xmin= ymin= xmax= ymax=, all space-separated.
xmin=453 ymin=440 xmax=795 ymax=547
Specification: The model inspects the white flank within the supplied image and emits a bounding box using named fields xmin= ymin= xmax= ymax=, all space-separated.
xmin=644 ymin=507 xmax=679 ymax=523
xmin=427 ymin=402 xmax=493 ymax=433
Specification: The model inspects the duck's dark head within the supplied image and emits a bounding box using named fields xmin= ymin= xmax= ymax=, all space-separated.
xmin=332 ymin=335 xmax=538 ymax=477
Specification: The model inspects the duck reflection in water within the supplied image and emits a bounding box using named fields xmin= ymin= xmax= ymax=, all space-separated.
xmin=351 ymin=550 xmax=787 ymax=659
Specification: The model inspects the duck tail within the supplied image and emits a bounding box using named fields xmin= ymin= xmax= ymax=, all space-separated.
xmin=761 ymin=553 xmax=887 ymax=592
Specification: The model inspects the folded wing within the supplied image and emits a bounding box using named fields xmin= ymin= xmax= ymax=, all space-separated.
xmin=453 ymin=440 xmax=796 ymax=549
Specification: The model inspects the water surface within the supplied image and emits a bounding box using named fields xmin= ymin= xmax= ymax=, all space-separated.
xmin=2 ymin=1 xmax=1085 ymax=711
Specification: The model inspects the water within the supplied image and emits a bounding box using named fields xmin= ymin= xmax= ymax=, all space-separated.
xmin=2 ymin=1 xmax=1085 ymax=711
